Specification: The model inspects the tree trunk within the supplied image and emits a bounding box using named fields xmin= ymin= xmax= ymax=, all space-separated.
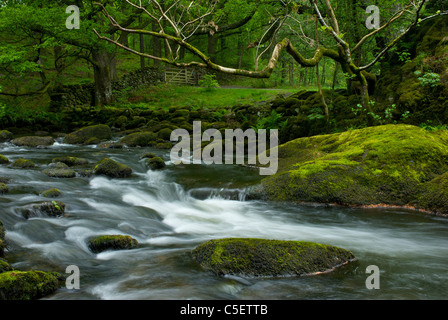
xmin=208 ymin=33 xmax=217 ymax=62
xmin=152 ymin=22 xmax=162 ymax=68
xmin=92 ymin=50 xmax=114 ymax=106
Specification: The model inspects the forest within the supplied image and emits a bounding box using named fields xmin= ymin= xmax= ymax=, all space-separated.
xmin=1 ymin=0 xmax=448 ymax=304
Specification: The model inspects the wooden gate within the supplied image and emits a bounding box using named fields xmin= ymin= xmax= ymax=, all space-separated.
xmin=164 ymin=67 xmax=197 ymax=85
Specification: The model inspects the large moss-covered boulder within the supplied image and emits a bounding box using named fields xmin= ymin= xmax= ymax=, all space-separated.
xmin=146 ymin=157 xmax=166 ymax=170
xmin=11 ymin=158 xmax=35 ymax=169
xmin=0 ymin=259 xmax=12 ymax=273
xmin=0 ymin=271 xmax=60 ymax=300
xmin=0 ymin=130 xmax=13 ymax=143
xmin=192 ymin=238 xmax=355 ymax=278
xmin=64 ymin=124 xmax=112 ymax=145
xmin=120 ymin=131 xmax=157 ymax=147
xmin=260 ymin=124 xmax=448 ymax=209
xmin=40 ymin=188 xmax=62 ymax=198
xmin=88 ymin=235 xmax=138 ymax=253
xmin=93 ymin=158 xmax=132 ymax=178
xmin=19 ymin=201 xmax=66 ymax=219
xmin=417 ymin=171 xmax=448 ymax=215
xmin=12 ymin=136 xmax=54 ymax=148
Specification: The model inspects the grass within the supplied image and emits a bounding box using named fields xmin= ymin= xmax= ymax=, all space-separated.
xmin=111 ymin=84 xmax=296 ymax=110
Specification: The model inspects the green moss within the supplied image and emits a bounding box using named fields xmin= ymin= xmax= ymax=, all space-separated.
xmin=51 ymin=157 xmax=89 ymax=167
xmin=41 ymin=188 xmax=62 ymax=198
xmin=0 ymin=271 xmax=60 ymax=300
xmin=0 ymin=259 xmax=12 ymax=273
xmin=0 ymin=183 xmax=9 ymax=195
xmin=119 ymin=131 xmax=157 ymax=147
xmin=261 ymin=125 xmax=448 ymax=207
xmin=88 ymin=235 xmax=138 ymax=253
xmin=94 ymin=158 xmax=133 ymax=178
xmin=42 ymin=168 xmax=76 ymax=178
xmin=192 ymin=238 xmax=355 ymax=278
xmin=20 ymin=201 xmax=66 ymax=219
xmin=0 ymin=130 xmax=13 ymax=142
xmin=11 ymin=159 xmax=35 ymax=169
xmin=0 ymin=155 xmax=9 ymax=165
xmin=416 ymin=171 xmax=448 ymax=215
xmin=157 ymin=128 xmax=173 ymax=141
xmin=146 ymin=157 xmax=166 ymax=170
xmin=12 ymin=136 xmax=54 ymax=148
xmin=64 ymin=124 xmax=112 ymax=145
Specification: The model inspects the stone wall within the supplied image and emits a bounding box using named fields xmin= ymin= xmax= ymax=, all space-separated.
xmin=49 ymin=67 xmax=164 ymax=110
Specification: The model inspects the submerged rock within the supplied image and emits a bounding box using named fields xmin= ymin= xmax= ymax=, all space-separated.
xmin=12 ymin=136 xmax=54 ymax=148
xmin=192 ymin=238 xmax=355 ymax=278
xmin=93 ymin=158 xmax=132 ymax=178
xmin=0 ymin=271 xmax=60 ymax=300
xmin=19 ymin=201 xmax=66 ymax=219
xmin=88 ymin=235 xmax=138 ymax=253
xmin=64 ymin=124 xmax=112 ymax=145
xmin=260 ymin=124 xmax=448 ymax=211
xmin=42 ymin=162 xmax=76 ymax=178
xmin=0 ymin=155 xmax=9 ymax=165
xmin=0 ymin=130 xmax=13 ymax=143
xmin=11 ymin=159 xmax=35 ymax=169
xmin=51 ymin=156 xmax=89 ymax=167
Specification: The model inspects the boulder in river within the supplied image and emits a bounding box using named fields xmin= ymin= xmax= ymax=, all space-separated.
xmin=192 ymin=238 xmax=355 ymax=278
xmin=88 ymin=235 xmax=138 ymax=253
xmin=11 ymin=158 xmax=35 ymax=169
xmin=120 ymin=131 xmax=157 ymax=147
xmin=0 ymin=183 xmax=8 ymax=195
xmin=64 ymin=124 xmax=112 ymax=145
xmin=51 ymin=156 xmax=89 ymax=167
xmin=0 ymin=259 xmax=12 ymax=273
xmin=0 ymin=271 xmax=60 ymax=300
xmin=0 ymin=130 xmax=13 ymax=143
xmin=12 ymin=136 xmax=54 ymax=148
xmin=0 ymin=155 xmax=9 ymax=165
xmin=146 ymin=157 xmax=166 ymax=170
xmin=41 ymin=188 xmax=62 ymax=198
xmin=42 ymin=162 xmax=76 ymax=178
xmin=19 ymin=201 xmax=66 ymax=219
xmin=93 ymin=158 xmax=132 ymax=178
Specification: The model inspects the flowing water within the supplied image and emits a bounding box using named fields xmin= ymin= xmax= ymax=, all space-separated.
xmin=1 ymin=140 xmax=447 ymax=300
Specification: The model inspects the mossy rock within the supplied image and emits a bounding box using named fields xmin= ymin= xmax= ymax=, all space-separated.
xmin=11 ymin=159 xmax=35 ymax=169
xmin=119 ymin=132 xmax=157 ymax=147
xmin=192 ymin=238 xmax=355 ymax=278
xmin=0 ymin=130 xmax=13 ymax=143
xmin=64 ymin=124 xmax=112 ymax=145
xmin=0 ymin=271 xmax=60 ymax=300
xmin=41 ymin=188 xmax=62 ymax=198
xmin=157 ymin=128 xmax=173 ymax=141
xmin=88 ymin=235 xmax=138 ymax=253
xmin=42 ymin=164 xmax=76 ymax=178
xmin=0 ymin=155 xmax=9 ymax=165
xmin=51 ymin=156 xmax=89 ymax=167
xmin=0 ymin=259 xmax=12 ymax=273
xmin=0 ymin=183 xmax=9 ymax=195
xmin=20 ymin=201 xmax=66 ymax=219
xmin=416 ymin=171 xmax=448 ymax=215
xmin=140 ymin=152 xmax=156 ymax=160
xmin=93 ymin=158 xmax=132 ymax=178
xmin=146 ymin=157 xmax=166 ymax=170
xmin=12 ymin=136 xmax=54 ymax=148
xmin=260 ymin=124 xmax=448 ymax=208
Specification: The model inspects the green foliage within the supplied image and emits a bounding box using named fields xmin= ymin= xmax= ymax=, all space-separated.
xmin=415 ymin=71 xmax=441 ymax=88
xmin=419 ymin=121 xmax=448 ymax=131
xmin=252 ymin=110 xmax=288 ymax=132
xmin=199 ymin=74 xmax=220 ymax=92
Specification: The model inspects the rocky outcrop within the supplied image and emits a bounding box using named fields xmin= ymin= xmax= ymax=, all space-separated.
xmin=12 ymin=136 xmax=54 ymax=148
xmin=64 ymin=124 xmax=112 ymax=145
xmin=93 ymin=158 xmax=132 ymax=178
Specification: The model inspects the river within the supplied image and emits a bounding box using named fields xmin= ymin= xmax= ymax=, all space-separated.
xmin=1 ymin=140 xmax=447 ymax=300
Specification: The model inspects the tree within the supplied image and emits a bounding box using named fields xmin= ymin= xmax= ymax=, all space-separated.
xmin=94 ymin=0 xmax=447 ymax=116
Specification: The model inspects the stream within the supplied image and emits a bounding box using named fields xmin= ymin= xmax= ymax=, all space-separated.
xmin=1 ymin=140 xmax=447 ymax=300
